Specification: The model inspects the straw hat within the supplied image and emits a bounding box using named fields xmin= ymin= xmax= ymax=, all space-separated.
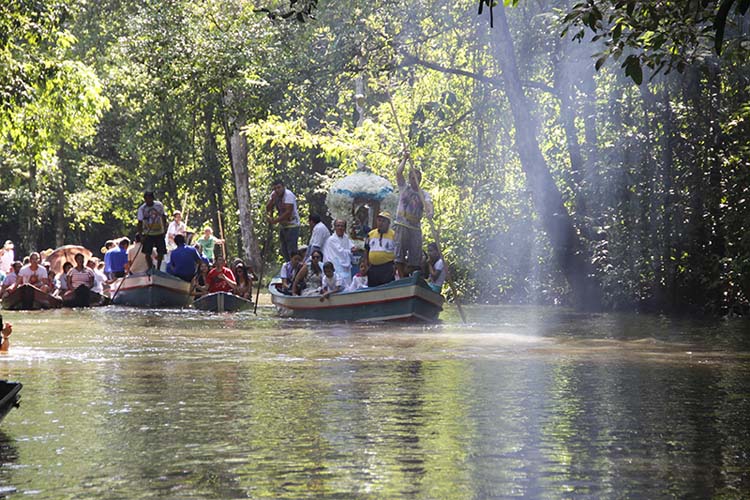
xmin=377 ymin=211 xmax=391 ymax=221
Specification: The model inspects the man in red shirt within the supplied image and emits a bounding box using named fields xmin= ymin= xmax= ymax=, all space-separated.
xmin=206 ymin=256 xmax=236 ymax=293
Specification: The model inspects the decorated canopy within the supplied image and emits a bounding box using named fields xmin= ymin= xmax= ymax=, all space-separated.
xmin=326 ymin=170 xmax=398 ymax=239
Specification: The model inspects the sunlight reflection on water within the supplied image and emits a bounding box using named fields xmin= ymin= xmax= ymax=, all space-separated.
xmin=0 ymin=305 xmax=747 ymax=498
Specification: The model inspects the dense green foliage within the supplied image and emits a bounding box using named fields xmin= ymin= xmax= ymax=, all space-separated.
xmin=1 ymin=0 xmax=749 ymax=314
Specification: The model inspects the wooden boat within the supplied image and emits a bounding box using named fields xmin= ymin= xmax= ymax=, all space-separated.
xmin=1 ymin=284 xmax=62 ymax=310
xmin=192 ymin=292 xmax=253 ymax=312
xmin=110 ymin=270 xmax=192 ymax=308
xmin=0 ymin=381 xmax=22 ymax=423
xmin=269 ymin=272 xmax=444 ymax=322
xmin=61 ymin=285 xmax=109 ymax=308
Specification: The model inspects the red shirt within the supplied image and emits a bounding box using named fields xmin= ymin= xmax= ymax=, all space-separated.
xmin=207 ymin=267 xmax=236 ymax=293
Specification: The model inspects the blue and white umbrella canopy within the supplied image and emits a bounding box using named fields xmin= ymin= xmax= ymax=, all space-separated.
xmin=326 ymin=171 xmax=398 ymax=226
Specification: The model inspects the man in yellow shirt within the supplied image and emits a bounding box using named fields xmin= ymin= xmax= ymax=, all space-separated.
xmin=365 ymin=212 xmax=396 ymax=287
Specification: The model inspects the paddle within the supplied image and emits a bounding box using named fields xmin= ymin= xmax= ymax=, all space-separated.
xmin=386 ymin=89 xmax=467 ymax=323
xmin=253 ymin=226 xmax=274 ymax=315
xmin=217 ymin=210 xmax=226 ymax=260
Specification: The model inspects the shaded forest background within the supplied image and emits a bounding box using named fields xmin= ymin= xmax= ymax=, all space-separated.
xmin=2 ymin=0 xmax=749 ymax=315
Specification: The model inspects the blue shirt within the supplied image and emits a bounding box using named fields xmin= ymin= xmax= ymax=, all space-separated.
xmin=168 ymin=244 xmax=201 ymax=280
xmin=107 ymin=247 xmax=129 ymax=273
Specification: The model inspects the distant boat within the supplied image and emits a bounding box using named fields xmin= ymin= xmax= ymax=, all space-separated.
xmin=61 ymin=286 xmax=108 ymax=308
xmin=269 ymin=272 xmax=443 ymax=322
xmin=192 ymin=292 xmax=253 ymax=312
xmin=1 ymin=284 xmax=62 ymax=310
xmin=0 ymin=381 xmax=22 ymax=423
xmin=110 ymin=270 xmax=192 ymax=308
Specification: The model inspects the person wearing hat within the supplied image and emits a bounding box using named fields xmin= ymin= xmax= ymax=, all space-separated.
xmin=136 ymin=191 xmax=168 ymax=271
xmin=0 ymin=240 xmax=15 ymax=274
xmin=364 ymin=212 xmax=396 ymax=287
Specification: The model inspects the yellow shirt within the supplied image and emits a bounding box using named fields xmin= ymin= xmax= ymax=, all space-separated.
xmin=367 ymin=228 xmax=395 ymax=265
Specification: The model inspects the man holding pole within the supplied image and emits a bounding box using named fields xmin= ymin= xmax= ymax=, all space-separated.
xmin=136 ymin=191 xmax=168 ymax=272
xmin=265 ymin=180 xmax=300 ymax=262
xmin=393 ymin=150 xmax=433 ymax=279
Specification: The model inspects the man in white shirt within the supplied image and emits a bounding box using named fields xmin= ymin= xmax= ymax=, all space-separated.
xmin=265 ymin=180 xmax=300 ymax=262
xmin=305 ymin=214 xmax=330 ymax=263
xmin=165 ymin=210 xmax=187 ymax=252
xmin=323 ymin=219 xmax=357 ymax=289
xmin=17 ymin=252 xmax=51 ymax=292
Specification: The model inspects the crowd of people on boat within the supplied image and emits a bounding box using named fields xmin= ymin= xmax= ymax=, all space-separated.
xmin=1 ymin=149 xmax=446 ymax=305
xmin=268 ymin=150 xmax=445 ymax=300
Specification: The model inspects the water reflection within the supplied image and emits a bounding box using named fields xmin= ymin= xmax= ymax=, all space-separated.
xmin=0 ymin=307 xmax=747 ymax=498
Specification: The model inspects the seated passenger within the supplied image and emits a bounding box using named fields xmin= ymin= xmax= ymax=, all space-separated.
xmin=17 ymin=252 xmax=51 ymax=293
xmin=232 ymin=261 xmax=253 ymax=299
xmin=191 ymin=261 xmax=210 ymax=298
xmin=55 ymin=262 xmax=74 ymax=297
xmin=426 ymin=242 xmax=445 ymax=293
xmin=167 ymin=234 xmax=202 ymax=282
xmin=1 ymin=261 xmax=21 ymax=298
xmin=320 ymin=261 xmax=343 ymax=301
xmin=346 ymin=261 xmax=369 ymax=293
xmin=65 ymin=253 xmax=95 ymax=300
xmin=277 ymin=251 xmax=303 ymax=295
xmin=292 ymin=250 xmax=324 ymax=296
xmin=206 ymin=256 xmax=236 ymax=293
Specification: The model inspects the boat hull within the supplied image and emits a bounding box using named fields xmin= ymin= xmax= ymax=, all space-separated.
xmin=269 ymin=273 xmax=443 ymax=322
xmin=1 ymin=284 xmax=62 ymax=310
xmin=0 ymin=381 xmax=22 ymax=423
xmin=62 ymin=286 xmax=108 ymax=308
xmin=111 ymin=271 xmax=192 ymax=308
xmin=193 ymin=292 xmax=253 ymax=312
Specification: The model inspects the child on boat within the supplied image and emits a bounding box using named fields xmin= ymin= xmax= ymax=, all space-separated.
xmin=320 ymin=261 xmax=343 ymax=301
xmin=346 ymin=261 xmax=369 ymax=292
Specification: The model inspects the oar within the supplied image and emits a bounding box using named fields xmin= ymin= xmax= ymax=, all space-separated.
xmin=253 ymin=227 xmax=274 ymax=315
xmin=217 ymin=210 xmax=226 ymax=260
xmin=386 ymin=89 xmax=467 ymax=323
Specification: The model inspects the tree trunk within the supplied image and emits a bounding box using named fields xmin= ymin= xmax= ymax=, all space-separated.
xmin=491 ymin=5 xmax=602 ymax=309
xmin=219 ymin=92 xmax=261 ymax=269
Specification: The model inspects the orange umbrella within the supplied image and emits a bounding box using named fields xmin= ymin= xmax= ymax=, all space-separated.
xmin=46 ymin=245 xmax=94 ymax=275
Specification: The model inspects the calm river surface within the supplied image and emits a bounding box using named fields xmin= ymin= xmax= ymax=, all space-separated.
xmin=0 ymin=304 xmax=748 ymax=499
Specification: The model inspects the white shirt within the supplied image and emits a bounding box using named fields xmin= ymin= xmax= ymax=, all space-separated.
xmin=137 ymin=200 xmax=166 ymax=235
xmin=322 ymin=273 xmax=343 ymax=293
xmin=91 ymin=269 xmax=107 ymax=294
xmin=2 ymin=271 xmax=17 ymax=287
xmin=346 ymin=274 xmax=368 ymax=293
xmin=431 ymin=258 xmax=445 ymax=287
xmin=18 ymin=265 xmax=48 ymax=284
xmin=306 ymin=222 xmax=330 ymax=262
xmin=166 ymin=220 xmax=187 ymax=250
xmin=0 ymin=249 xmax=13 ymax=274
xmin=270 ymin=189 xmax=300 ymax=227
xmin=323 ymin=233 xmax=353 ymax=287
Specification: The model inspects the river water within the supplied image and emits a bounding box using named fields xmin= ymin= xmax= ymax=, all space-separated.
xmin=0 ymin=305 xmax=748 ymax=499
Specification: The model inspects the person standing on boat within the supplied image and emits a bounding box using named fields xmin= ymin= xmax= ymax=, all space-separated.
xmin=364 ymin=212 xmax=396 ymax=287
xmin=266 ymin=180 xmax=300 ymax=262
xmin=393 ymin=150 xmax=433 ymax=279
xmin=136 ymin=191 xmax=168 ymax=272
xmin=195 ymin=228 xmax=223 ymax=264
xmin=323 ymin=219 xmax=356 ymax=289
xmin=305 ymin=214 xmax=330 ymax=263
xmin=0 ymin=240 xmax=15 ymax=274
xmin=165 ymin=210 xmax=187 ymax=251
xmin=167 ymin=234 xmax=202 ymax=282
xmin=206 ymin=256 xmax=237 ymax=293
xmin=17 ymin=252 xmax=51 ymax=293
